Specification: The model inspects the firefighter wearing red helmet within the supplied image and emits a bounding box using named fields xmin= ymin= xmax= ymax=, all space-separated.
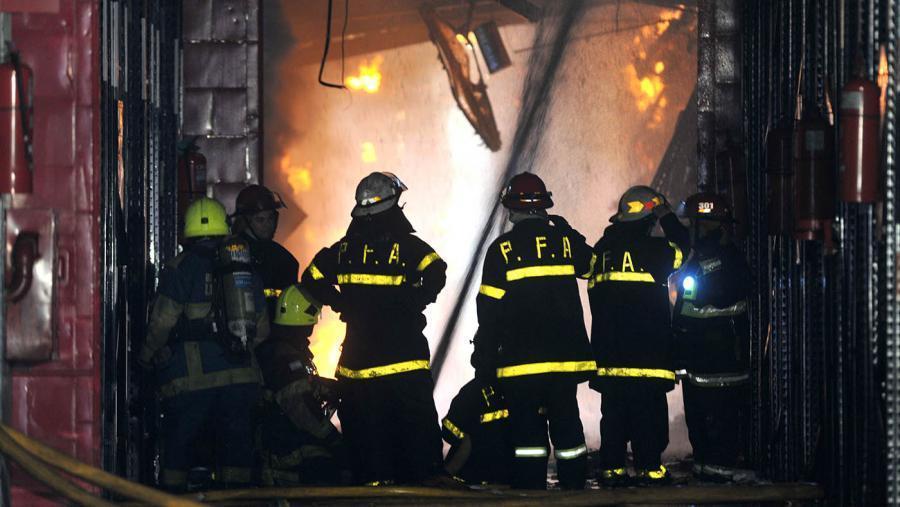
xmin=231 ymin=184 xmax=299 ymax=319
xmin=588 ymin=185 xmax=689 ymax=486
xmin=672 ymin=192 xmax=751 ymax=482
xmin=473 ymin=172 xmax=595 ymax=489
xmin=301 ymin=172 xmax=454 ymax=487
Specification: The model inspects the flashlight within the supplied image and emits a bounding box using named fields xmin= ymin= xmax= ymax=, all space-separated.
xmin=682 ymin=275 xmax=697 ymax=300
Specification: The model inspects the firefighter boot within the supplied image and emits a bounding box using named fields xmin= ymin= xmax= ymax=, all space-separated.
xmin=597 ymin=467 xmax=629 ymax=487
xmin=634 ymin=465 xmax=671 ymax=485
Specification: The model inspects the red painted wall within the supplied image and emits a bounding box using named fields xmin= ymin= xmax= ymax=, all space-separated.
xmin=8 ymin=0 xmax=100 ymax=503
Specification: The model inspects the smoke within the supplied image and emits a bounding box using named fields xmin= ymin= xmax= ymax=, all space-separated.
xmin=431 ymin=0 xmax=589 ymax=380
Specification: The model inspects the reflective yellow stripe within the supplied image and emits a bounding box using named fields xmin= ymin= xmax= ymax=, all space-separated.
xmin=159 ymin=367 xmax=261 ymax=398
xmin=443 ymin=418 xmax=465 ymax=439
xmin=669 ymin=242 xmax=683 ymax=269
xmin=581 ymin=253 xmax=597 ymax=278
xmin=417 ymin=252 xmax=441 ymax=272
xmin=644 ymin=465 xmax=668 ymax=479
xmin=336 ymin=360 xmax=429 ymax=379
xmin=480 ymin=409 xmax=509 ymax=423
xmin=515 ymin=447 xmax=548 ymax=458
xmin=479 ymin=284 xmax=506 ymax=299
xmin=596 ymin=367 xmax=676 ymax=381
xmin=593 ymin=271 xmax=656 ymax=283
xmin=308 ymin=263 xmax=325 ymax=280
xmin=555 ymin=444 xmax=587 ymax=460
xmin=496 ymin=360 xmax=597 ymax=378
xmin=336 ymin=273 xmax=406 ymax=286
xmin=506 ymin=264 xmax=575 ymax=281
xmin=600 ymin=468 xmax=627 ymax=479
xmin=263 ymin=288 xmax=282 ymax=298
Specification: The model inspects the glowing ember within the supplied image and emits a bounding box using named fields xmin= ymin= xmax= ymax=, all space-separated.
xmin=345 ymin=55 xmax=384 ymax=93
xmin=655 ymin=61 xmax=665 ymax=74
xmin=280 ymin=155 xmax=313 ymax=194
xmin=361 ymin=141 xmax=378 ymax=164
xmin=879 ymin=44 xmax=889 ymax=119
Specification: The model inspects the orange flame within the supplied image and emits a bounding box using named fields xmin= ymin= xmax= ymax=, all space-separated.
xmin=361 ymin=141 xmax=377 ymax=164
xmin=345 ymin=55 xmax=384 ymax=93
xmin=280 ymin=155 xmax=313 ymax=194
xmin=310 ymin=310 xmax=345 ymax=379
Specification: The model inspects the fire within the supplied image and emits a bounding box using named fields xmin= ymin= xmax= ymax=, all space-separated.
xmin=656 ymin=8 xmax=684 ymax=35
xmin=626 ymin=64 xmax=666 ymax=114
xmin=345 ymin=55 xmax=383 ymax=93
xmin=361 ymin=141 xmax=377 ymax=164
xmin=879 ymin=44 xmax=889 ymax=120
xmin=309 ymin=310 xmax=345 ymax=379
xmin=279 ymin=154 xmax=313 ymax=194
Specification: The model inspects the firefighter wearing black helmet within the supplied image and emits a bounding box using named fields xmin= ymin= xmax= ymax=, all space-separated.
xmin=473 ymin=172 xmax=595 ymax=490
xmin=589 ymin=185 xmax=689 ymax=486
xmin=231 ymin=184 xmax=300 ymax=318
xmin=301 ymin=172 xmax=453 ymax=487
xmin=671 ymin=193 xmax=751 ymax=482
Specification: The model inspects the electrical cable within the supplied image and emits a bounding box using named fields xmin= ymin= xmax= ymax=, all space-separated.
xmin=0 ymin=424 xmax=202 ymax=507
xmin=318 ymin=0 xmax=347 ymax=89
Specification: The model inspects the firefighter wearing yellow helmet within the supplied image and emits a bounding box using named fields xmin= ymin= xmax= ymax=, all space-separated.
xmin=254 ymin=284 xmax=346 ymax=485
xmin=588 ymin=186 xmax=689 ymax=486
xmin=141 ymin=197 xmax=268 ymax=491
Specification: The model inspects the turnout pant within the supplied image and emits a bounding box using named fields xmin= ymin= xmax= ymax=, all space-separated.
xmin=682 ymin=382 xmax=746 ymax=467
xmin=501 ymin=375 xmax=587 ymax=490
xmin=160 ymin=383 xmax=260 ymax=490
xmin=338 ymin=370 xmax=442 ymax=484
xmin=598 ymin=385 xmax=668 ymax=471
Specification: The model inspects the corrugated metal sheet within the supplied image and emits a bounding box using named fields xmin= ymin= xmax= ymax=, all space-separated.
xmin=183 ymin=0 xmax=261 ymax=190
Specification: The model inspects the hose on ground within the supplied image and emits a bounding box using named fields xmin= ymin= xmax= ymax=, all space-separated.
xmin=0 ymin=424 xmax=115 ymax=507
xmin=0 ymin=424 xmax=203 ymax=507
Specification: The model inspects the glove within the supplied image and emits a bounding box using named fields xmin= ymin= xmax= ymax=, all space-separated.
xmin=548 ymin=214 xmax=572 ymax=230
xmin=138 ymin=345 xmax=172 ymax=371
xmin=652 ymin=193 xmax=673 ymax=218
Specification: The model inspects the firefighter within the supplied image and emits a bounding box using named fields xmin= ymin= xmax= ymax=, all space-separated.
xmin=473 ymin=172 xmax=596 ymax=490
xmin=588 ymin=185 xmax=689 ymax=486
xmin=441 ymin=372 xmax=513 ymax=485
xmin=230 ymin=184 xmax=299 ymax=317
xmin=254 ymin=284 xmax=346 ymax=485
xmin=671 ymin=193 xmax=751 ymax=482
xmin=138 ymin=197 xmax=267 ymax=491
xmin=301 ymin=172 xmax=451 ymax=486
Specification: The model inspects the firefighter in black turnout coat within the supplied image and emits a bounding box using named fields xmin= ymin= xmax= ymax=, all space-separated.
xmin=441 ymin=377 xmax=513 ymax=485
xmin=473 ymin=172 xmax=596 ymax=490
xmin=589 ymin=185 xmax=689 ymax=485
xmin=231 ymin=184 xmax=300 ymax=317
xmin=671 ymin=193 xmax=751 ymax=482
xmin=302 ymin=172 xmax=449 ymax=486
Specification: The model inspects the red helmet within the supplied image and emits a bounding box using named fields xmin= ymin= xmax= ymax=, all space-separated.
xmin=500 ymin=173 xmax=553 ymax=210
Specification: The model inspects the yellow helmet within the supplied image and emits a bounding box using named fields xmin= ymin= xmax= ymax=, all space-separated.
xmin=184 ymin=198 xmax=229 ymax=238
xmin=274 ymin=285 xmax=321 ymax=326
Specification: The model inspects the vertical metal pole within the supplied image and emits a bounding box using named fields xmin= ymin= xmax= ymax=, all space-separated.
xmin=885 ymin=0 xmax=899 ymax=502
xmin=0 ymin=12 xmax=11 ymax=506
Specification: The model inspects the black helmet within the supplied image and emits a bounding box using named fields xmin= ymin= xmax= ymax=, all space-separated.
xmin=611 ymin=185 xmax=663 ymax=223
xmin=681 ymin=192 xmax=733 ymax=221
xmin=352 ymin=172 xmax=408 ymax=218
xmin=234 ymin=184 xmax=286 ymax=216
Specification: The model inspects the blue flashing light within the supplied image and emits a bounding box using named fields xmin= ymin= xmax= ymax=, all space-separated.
xmin=682 ymin=276 xmax=696 ymax=292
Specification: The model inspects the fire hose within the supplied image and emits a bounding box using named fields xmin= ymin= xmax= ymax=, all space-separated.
xmin=0 ymin=423 xmax=201 ymax=506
